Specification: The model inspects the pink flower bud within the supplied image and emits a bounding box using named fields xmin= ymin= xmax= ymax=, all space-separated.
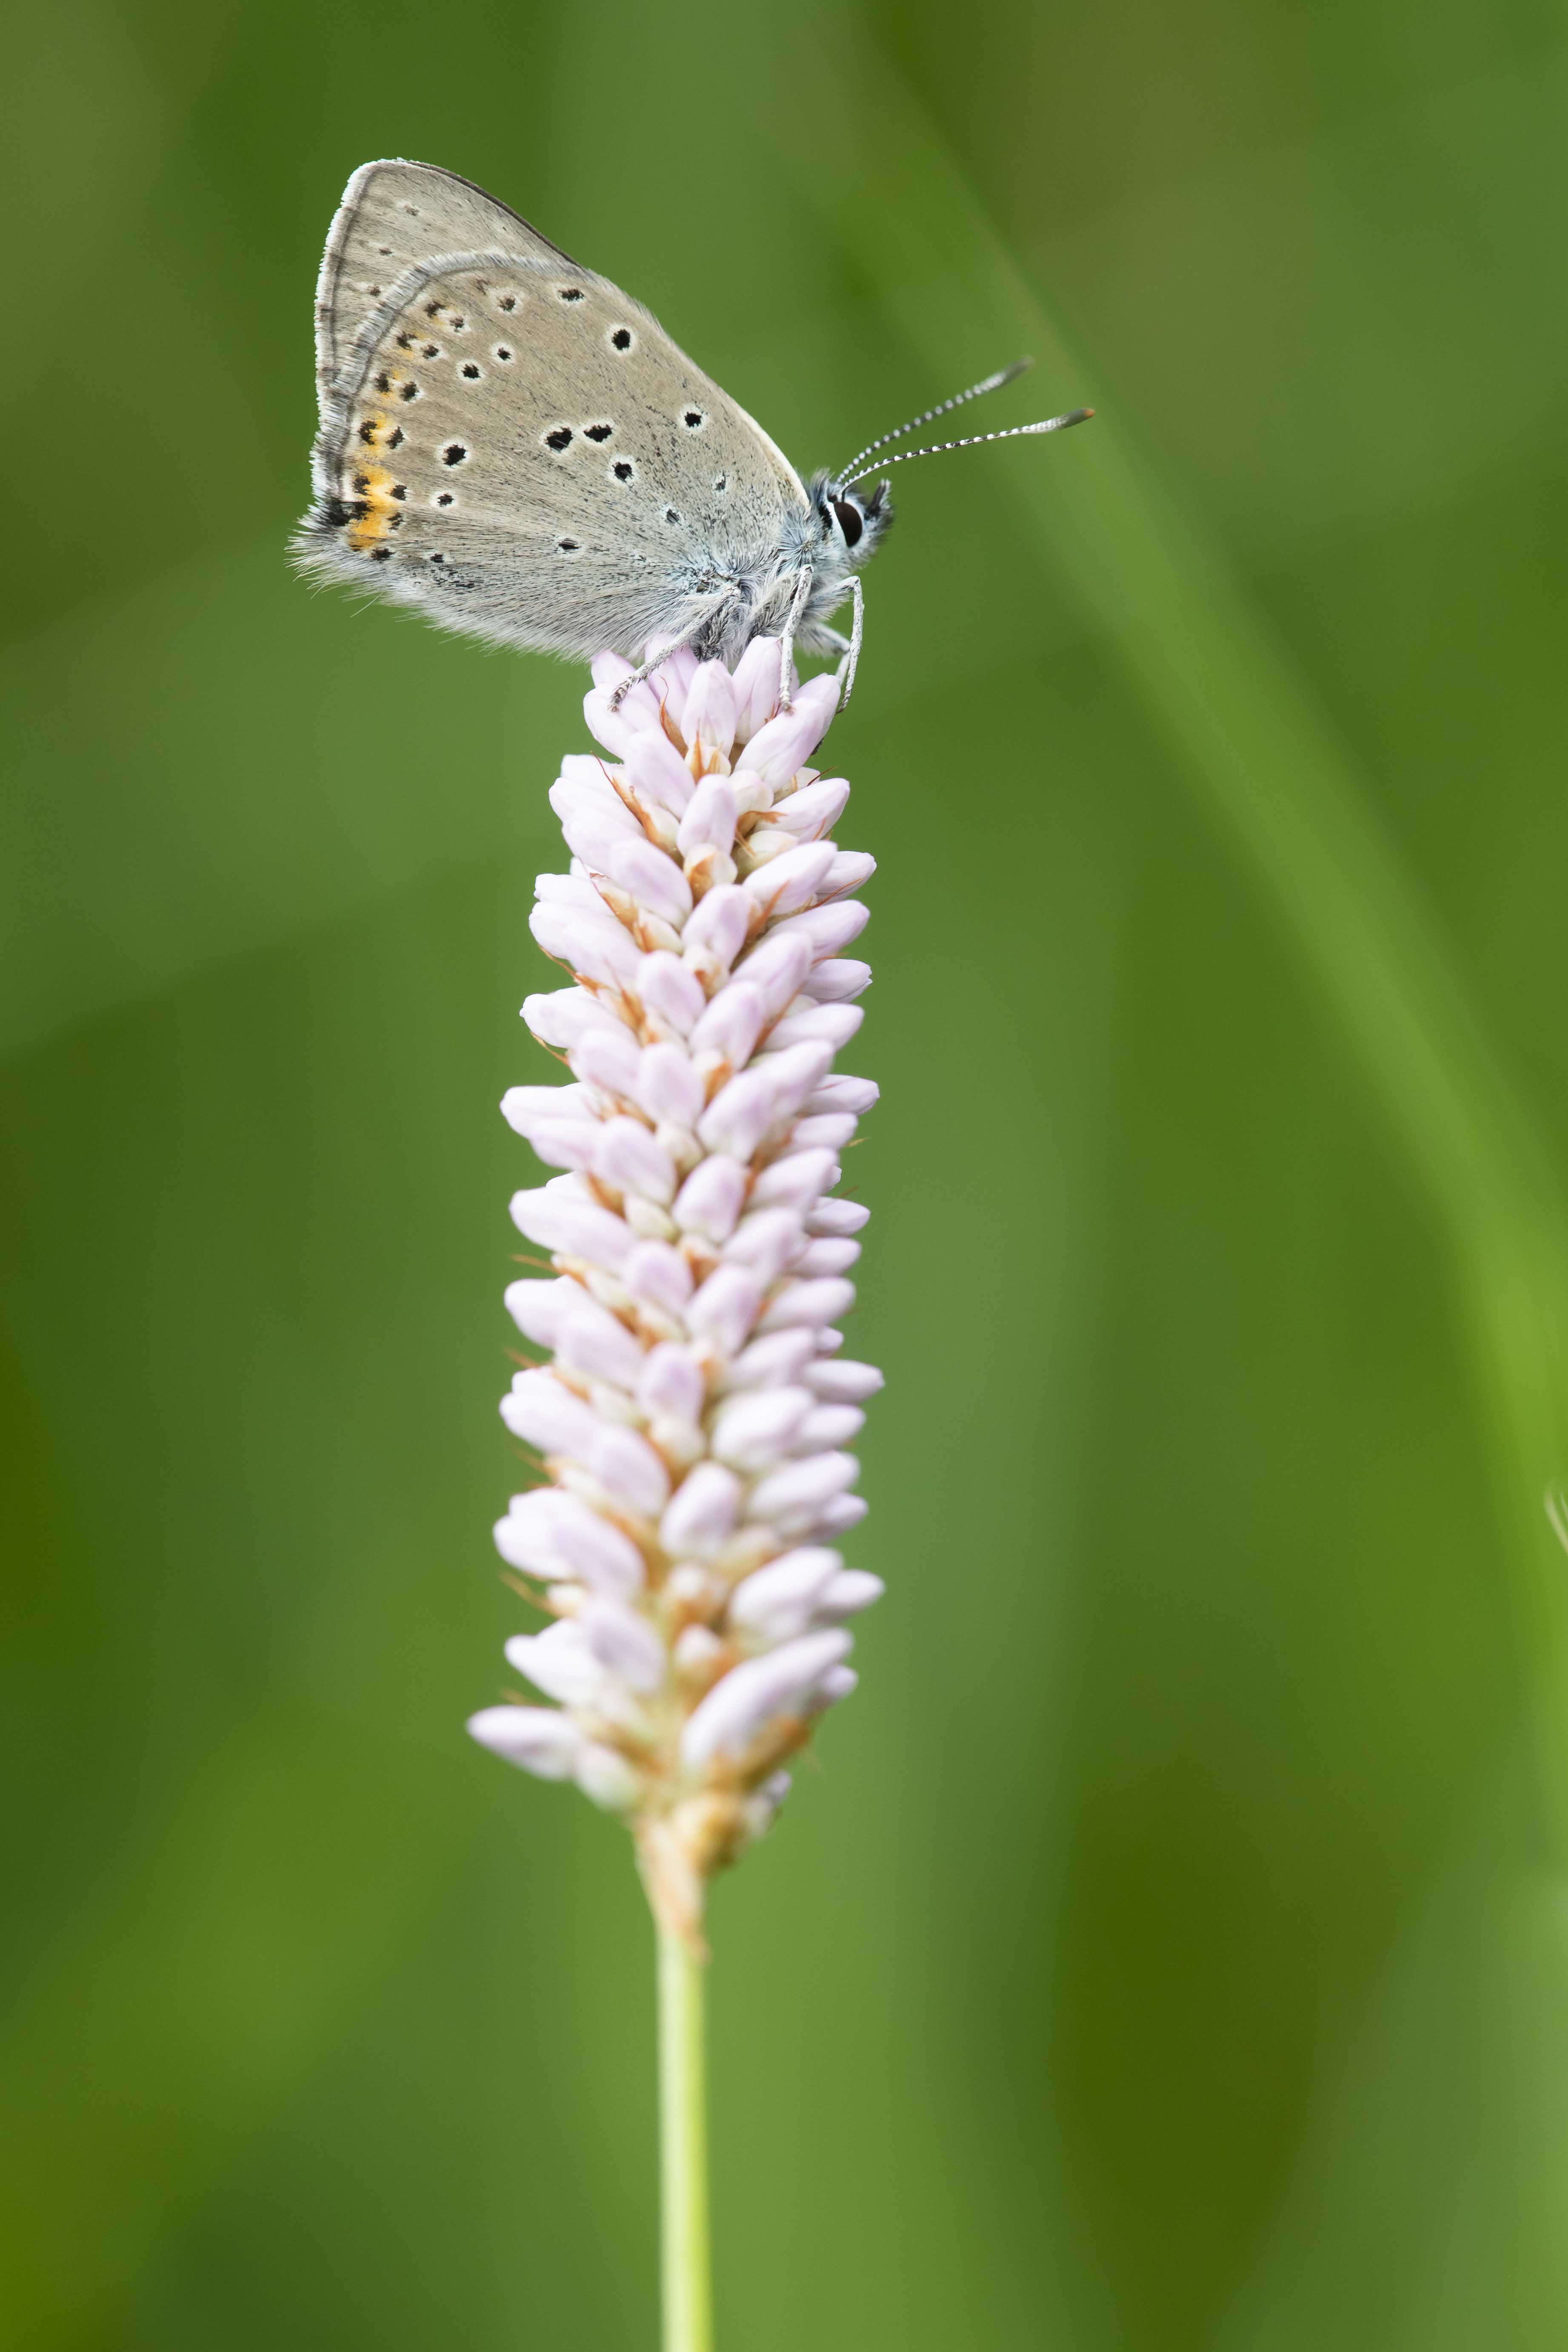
xmin=474 ymin=641 xmax=882 ymax=1894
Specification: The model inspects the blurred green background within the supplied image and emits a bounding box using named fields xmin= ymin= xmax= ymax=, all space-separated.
xmin=6 ymin=0 xmax=1568 ymax=2344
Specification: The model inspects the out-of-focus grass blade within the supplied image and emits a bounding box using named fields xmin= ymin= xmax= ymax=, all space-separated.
xmin=1212 ymin=1800 xmax=1568 ymax=2349
xmin=742 ymin=9 xmax=1568 ymax=1838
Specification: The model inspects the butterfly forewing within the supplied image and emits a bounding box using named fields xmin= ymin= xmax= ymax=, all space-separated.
xmin=315 ymin=158 xmax=579 ymax=400
xmin=301 ymin=238 xmax=809 ymax=661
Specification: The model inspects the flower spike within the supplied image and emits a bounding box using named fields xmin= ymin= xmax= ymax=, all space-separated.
xmin=470 ymin=637 xmax=882 ymax=1950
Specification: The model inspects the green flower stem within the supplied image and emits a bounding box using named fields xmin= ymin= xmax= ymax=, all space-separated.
xmin=658 ymin=1923 xmax=714 ymax=2352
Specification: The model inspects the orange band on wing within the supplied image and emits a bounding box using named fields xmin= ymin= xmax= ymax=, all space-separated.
xmin=346 ymin=394 xmax=405 ymax=550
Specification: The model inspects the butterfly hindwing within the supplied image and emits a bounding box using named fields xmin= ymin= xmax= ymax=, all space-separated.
xmin=299 ymin=242 xmax=809 ymax=661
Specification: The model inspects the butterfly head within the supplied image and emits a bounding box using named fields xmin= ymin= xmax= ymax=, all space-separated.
xmin=808 ymin=472 xmax=894 ymax=571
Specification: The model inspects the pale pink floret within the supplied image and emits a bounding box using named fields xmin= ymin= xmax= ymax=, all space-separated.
xmin=467 ymin=640 xmax=883 ymax=1945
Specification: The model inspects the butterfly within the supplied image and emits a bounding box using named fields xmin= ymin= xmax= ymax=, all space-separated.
xmin=294 ymin=160 xmax=1089 ymax=705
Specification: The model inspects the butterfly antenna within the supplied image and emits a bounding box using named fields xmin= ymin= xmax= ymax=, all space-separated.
xmin=834 ymin=359 xmax=1036 ymax=482
xmin=840 ymin=407 xmax=1093 ymax=489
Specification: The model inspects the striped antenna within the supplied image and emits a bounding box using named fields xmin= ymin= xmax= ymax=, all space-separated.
xmin=834 ymin=360 xmax=1035 ymax=483
xmin=840 ymin=407 xmax=1094 ymax=489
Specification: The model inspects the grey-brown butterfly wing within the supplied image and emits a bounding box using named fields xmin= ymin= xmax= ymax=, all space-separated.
xmin=314 ymin=159 xmax=579 ymax=400
xmin=297 ymin=239 xmax=811 ymax=663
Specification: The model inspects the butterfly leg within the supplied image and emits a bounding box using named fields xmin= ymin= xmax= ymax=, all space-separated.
xmin=778 ymin=567 xmax=814 ymax=712
xmin=610 ymin=589 xmax=742 ymax=709
xmin=834 ymin=575 xmax=866 ymax=708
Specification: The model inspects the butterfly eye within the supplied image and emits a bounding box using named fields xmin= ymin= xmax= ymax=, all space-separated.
xmin=831 ymin=498 xmax=864 ymax=549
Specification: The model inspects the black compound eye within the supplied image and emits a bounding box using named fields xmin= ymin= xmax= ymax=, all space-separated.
xmin=831 ymin=498 xmax=864 ymax=549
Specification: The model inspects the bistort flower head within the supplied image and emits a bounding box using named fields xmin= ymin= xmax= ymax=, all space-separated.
xmin=468 ymin=636 xmax=882 ymax=1946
